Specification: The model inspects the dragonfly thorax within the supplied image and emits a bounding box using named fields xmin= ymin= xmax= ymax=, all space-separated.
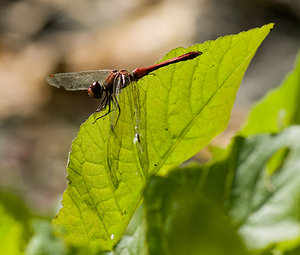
xmin=88 ymin=70 xmax=133 ymax=99
xmin=106 ymin=70 xmax=133 ymax=91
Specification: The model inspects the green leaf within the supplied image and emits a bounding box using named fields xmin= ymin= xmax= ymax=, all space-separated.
xmin=143 ymin=167 xmax=248 ymax=255
xmin=240 ymin=50 xmax=300 ymax=136
xmin=0 ymin=192 xmax=32 ymax=255
xmin=201 ymin=127 xmax=300 ymax=251
xmin=226 ymin=127 xmax=300 ymax=251
xmin=0 ymin=204 xmax=24 ymax=255
xmin=53 ymin=24 xmax=273 ymax=252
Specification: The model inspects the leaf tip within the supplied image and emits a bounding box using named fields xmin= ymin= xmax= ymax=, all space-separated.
xmin=268 ymin=23 xmax=275 ymax=31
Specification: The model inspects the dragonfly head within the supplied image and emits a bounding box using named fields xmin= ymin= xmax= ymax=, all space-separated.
xmin=88 ymin=81 xmax=104 ymax=99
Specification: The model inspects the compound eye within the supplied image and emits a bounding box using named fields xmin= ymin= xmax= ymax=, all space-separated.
xmin=88 ymin=81 xmax=103 ymax=99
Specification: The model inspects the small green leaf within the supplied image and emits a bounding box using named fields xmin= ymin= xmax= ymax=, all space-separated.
xmin=240 ymin=50 xmax=300 ymax=136
xmin=53 ymin=24 xmax=273 ymax=252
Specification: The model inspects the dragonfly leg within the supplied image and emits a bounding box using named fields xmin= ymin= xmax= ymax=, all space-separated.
xmin=93 ymin=96 xmax=112 ymax=124
xmin=95 ymin=93 xmax=108 ymax=112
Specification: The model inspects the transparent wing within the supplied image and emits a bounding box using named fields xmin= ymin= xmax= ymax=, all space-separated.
xmin=105 ymin=79 xmax=149 ymax=190
xmin=106 ymin=75 xmax=125 ymax=189
xmin=129 ymin=81 xmax=149 ymax=178
xmin=46 ymin=70 xmax=112 ymax=91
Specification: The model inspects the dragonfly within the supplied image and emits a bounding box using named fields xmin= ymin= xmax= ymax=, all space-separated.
xmin=46 ymin=51 xmax=202 ymax=126
xmin=47 ymin=51 xmax=202 ymax=189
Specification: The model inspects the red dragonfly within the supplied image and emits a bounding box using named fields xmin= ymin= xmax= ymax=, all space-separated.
xmin=46 ymin=51 xmax=202 ymax=125
xmin=47 ymin=51 xmax=201 ymax=188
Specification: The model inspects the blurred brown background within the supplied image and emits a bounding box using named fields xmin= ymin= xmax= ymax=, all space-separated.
xmin=0 ymin=0 xmax=299 ymax=214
